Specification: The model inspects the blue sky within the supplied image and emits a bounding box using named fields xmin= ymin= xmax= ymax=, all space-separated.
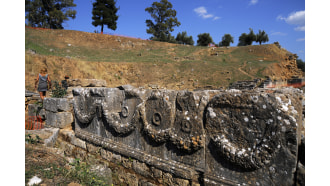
xmin=63 ymin=0 xmax=305 ymax=60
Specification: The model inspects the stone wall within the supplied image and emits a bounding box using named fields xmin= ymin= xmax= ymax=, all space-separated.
xmin=43 ymin=98 xmax=74 ymax=129
xmin=71 ymin=86 xmax=303 ymax=185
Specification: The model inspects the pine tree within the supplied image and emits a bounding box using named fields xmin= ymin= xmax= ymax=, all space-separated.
xmin=25 ymin=0 xmax=76 ymax=29
xmin=92 ymin=0 xmax=119 ymax=34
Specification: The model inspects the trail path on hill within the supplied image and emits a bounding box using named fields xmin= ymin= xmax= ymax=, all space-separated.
xmin=238 ymin=61 xmax=254 ymax=79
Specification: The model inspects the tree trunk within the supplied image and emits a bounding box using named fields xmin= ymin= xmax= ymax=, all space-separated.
xmin=101 ymin=24 xmax=104 ymax=34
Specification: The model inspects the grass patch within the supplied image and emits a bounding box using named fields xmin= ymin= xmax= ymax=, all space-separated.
xmin=25 ymin=145 xmax=110 ymax=185
xmin=256 ymin=67 xmax=266 ymax=78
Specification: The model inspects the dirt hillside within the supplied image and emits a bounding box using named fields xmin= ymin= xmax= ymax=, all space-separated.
xmin=25 ymin=27 xmax=303 ymax=91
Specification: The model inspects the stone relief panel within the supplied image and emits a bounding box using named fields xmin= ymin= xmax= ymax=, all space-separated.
xmin=203 ymin=89 xmax=302 ymax=185
xmin=102 ymin=89 xmax=142 ymax=135
xmin=169 ymin=91 xmax=205 ymax=152
xmin=73 ymin=88 xmax=142 ymax=136
xmin=139 ymin=91 xmax=175 ymax=143
xmin=205 ymin=93 xmax=282 ymax=170
xmin=72 ymin=87 xmax=302 ymax=185
xmin=73 ymin=88 xmax=102 ymax=127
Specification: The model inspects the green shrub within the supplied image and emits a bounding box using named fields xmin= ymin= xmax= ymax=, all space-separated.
xmin=51 ymin=80 xmax=67 ymax=98
xmin=25 ymin=134 xmax=42 ymax=144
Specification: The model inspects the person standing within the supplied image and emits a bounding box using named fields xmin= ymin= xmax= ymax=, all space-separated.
xmin=35 ymin=67 xmax=52 ymax=101
xmin=61 ymin=75 xmax=69 ymax=90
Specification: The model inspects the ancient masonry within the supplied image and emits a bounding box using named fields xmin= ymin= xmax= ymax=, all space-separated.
xmin=29 ymin=80 xmax=304 ymax=185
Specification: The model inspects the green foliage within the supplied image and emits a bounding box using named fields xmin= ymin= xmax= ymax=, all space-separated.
xmin=238 ymin=28 xmax=256 ymax=46
xmin=256 ymin=67 xmax=266 ymax=78
xmin=66 ymin=158 xmax=108 ymax=185
xmin=176 ymin=31 xmax=194 ymax=45
xmin=33 ymin=101 xmax=43 ymax=115
xmin=25 ymin=0 xmax=77 ymax=29
xmin=25 ymin=134 xmax=42 ymax=144
xmin=145 ymin=0 xmax=181 ymax=42
xmin=256 ymin=30 xmax=269 ymax=45
xmin=296 ymin=59 xmax=305 ymax=72
xmin=154 ymin=32 xmax=176 ymax=43
xmin=25 ymin=156 xmax=109 ymax=186
xmin=92 ymin=0 xmax=119 ymax=33
xmin=51 ymin=80 xmax=67 ymax=98
xmin=197 ymin=33 xmax=214 ymax=46
xmin=238 ymin=33 xmax=248 ymax=46
xmin=219 ymin=34 xmax=234 ymax=47
xmin=35 ymin=101 xmax=43 ymax=108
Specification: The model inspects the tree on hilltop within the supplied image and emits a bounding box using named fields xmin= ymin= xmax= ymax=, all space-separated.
xmin=219 ymin=34 xmax=234 ymax=47
xmin=25 ymin=0 xmax=77 ymax=29
xmin=92 ymin=0 xmax=119 ymax=34
xmin=176 ymin=31 xmax=194 ymax=45
xmin=238 ymin=33 xmax=248 ymax=46
xmin=145 ymin=0 xmax=181 ymax=42
xmin=256 ymin=30 xmax=269 ymax=45
xmin=197 ymin=33 xmax=214 ymax=46
xmin=238 ymin=28 xmax=256 ymax=46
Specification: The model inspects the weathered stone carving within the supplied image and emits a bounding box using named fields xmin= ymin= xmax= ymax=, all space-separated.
xmin=73 ymin=88 xmax=142 ymax=135
xmin=102 ymin=89 xmax=142 ymax=135
xmin=169 ymin=91 xmax=205 ymax=152
xmin=71 ymin=86 xmax=303 ymax=185
xmin=204 ymin=89 xmax=302 ymax=186
xmin=73 ymin=89 xmax=98 ymax=125
xmin=139 ymin=91 xmax=174 ymax=143
xmin=205 ymin=93 xmax=281 ymax=170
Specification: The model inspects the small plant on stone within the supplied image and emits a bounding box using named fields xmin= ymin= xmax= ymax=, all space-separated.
xmin=51 ymin=80 xmax=67 ymax=98
xmin=33 ymin=101 xmax=43 ymax=115
xmin=25 ymin=134 xmax=42 ymax=144
xmin=35 ymin=101 xmax=43 ymax=108
xmin=67 ymin=158 xmax=109 ymax=186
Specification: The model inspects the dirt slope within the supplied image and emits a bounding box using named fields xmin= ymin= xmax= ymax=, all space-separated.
xmin=25 ymin=27 xmax=303 ymax=91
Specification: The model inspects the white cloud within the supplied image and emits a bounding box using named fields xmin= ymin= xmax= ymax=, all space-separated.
xmin=250 ymin=0 xmax=258 ymax=5
xmin=270 ymin=31 xmax=287 ymax=36
xmin=296 ymin=38 xmax=305 ymax=42
xmin=294 ymin=26 xmax=305 ymax=31
xmin=277 ymin=10 xmax=305 ymax=31
xmin=276 ymin=15 xmax=285 ymax=21
xmin=194 ymin=6 xmax=218 ymax=20
xmin=286 ymin=11 xmax=305 ymax=25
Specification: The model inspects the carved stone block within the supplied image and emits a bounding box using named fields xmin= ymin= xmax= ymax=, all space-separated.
xmin=140 ymin=90 xmax=176 ymax=143
xmin=204 ymin=90 xmax=302 ymax=185
xmin=71 ymin=86 xmax=302 ymax=185
xmin=170 ymin=91 xmax=205 ymax=152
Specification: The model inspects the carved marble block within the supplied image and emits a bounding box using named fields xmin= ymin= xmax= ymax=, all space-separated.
xmin=72 ymin=86 xmax=303 ymax=185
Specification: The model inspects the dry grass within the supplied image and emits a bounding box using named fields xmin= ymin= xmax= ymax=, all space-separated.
xmin=25 ymin=27 xmax=302 ymax=91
